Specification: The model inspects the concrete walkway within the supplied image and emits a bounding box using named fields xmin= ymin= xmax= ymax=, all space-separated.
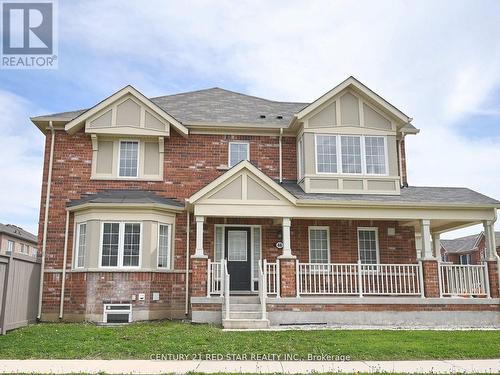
xmin=0 ymin=359 xmax=499 ymax=374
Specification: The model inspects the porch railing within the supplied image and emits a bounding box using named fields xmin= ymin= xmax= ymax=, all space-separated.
xmin=207 ymin=260 xmax=223 ymax=296
xmin=258 ymin=260 xmax=267 ymax=319
xmin=265 ymin=261 xmax=280 ymax=297
xmin=439 ymin=263 xmax=489 ymax=297
xmin=297 ymin=262 xmax=422 ymax=296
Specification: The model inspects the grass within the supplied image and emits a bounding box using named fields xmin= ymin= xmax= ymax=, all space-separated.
xmin=0 ymin=321 xmax=498 ymax=360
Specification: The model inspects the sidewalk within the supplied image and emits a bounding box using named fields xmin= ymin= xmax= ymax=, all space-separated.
xmin=0 ymin=359 xmax=499 ymax=374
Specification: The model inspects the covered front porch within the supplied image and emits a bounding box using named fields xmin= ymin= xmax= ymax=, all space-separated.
xmin=187 ymin=162 xmax=500 ymax=327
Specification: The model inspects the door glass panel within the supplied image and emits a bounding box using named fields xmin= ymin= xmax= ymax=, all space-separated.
xmin=227 ymin=230 xmax=247 ymax=261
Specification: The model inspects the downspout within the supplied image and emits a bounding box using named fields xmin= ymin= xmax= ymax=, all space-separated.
xmin=398 ymin=132 xmax=405 ymax=187
xmin=59 ymin=209 xmax=70 ymax=319
xmin=184 ymin=207 xmax=190 ymax=315
xmin=279 ymin=128 xmax=283 ymax=183
xmin=37 ymin=121 xmax=55 ymax=320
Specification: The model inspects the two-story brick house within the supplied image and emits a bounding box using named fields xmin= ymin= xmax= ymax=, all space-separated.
xmin=31 ymin=77 xmax=500 ymax=328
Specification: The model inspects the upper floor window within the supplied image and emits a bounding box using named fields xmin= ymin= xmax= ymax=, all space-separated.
xmin=119 ymin=141 xmax=139 ymax=177
xmin=7 ymin=240 xmax=13 ymax=254
xmin=100 ymin=222 xmax=141 ymax=268
xmin=341 ymin=136 xmax=362 ymax=174
xmin=228 ymin=142 xmax=249 ymax=167
xmin=358 ymin=228 xmax=379 ymax=264
xmin=75 ymin=223 xmax=86 ymax=268
xmin=316 ymin=135 xmax=337 ymax=173
xmin=315 ymin=134 xmax=387 ymax=176
xmin=365 ymin=136 xmax=386 ymax=174
xmin=309 ymin=227 xmax=330 ymax=263
xmin=158 ymin=223 xmax=171 ymax=269
xmin=298 ymin=137 xmax=305 ymax=179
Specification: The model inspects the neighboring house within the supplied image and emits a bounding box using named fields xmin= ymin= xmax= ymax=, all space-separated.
xmin=0 ymin=223 xmax=38 ymax=257
xmin=31 ymin=77 xmax=500 ymax=328
xmin=441 ymin=231 xmax=500 ymax=265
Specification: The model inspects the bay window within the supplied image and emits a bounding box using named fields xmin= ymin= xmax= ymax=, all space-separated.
xmin=316 ymin=135 xmax=337 ymax=173
xmin=100 ymin=222 xmax=141 ymax=268
xmin=340 ymin=136 xmax=362 ymax=174
xmin=315 ymin=134 xmax=387 ymax=175
xmin=157 ymin=223 xmax=172 ymax=268
xmin=75 ymin=223 xmax=86 ymax=268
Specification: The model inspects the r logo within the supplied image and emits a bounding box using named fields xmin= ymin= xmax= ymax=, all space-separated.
xmin=2 ymin=2 xmax=53 ymax=55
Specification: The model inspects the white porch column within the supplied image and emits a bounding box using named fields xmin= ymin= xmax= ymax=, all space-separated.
xmin=432 ymin=233 xmax=441 ymax=262
xmin=483 ymin=220 xmax=497 ymax=261
xmin=420 ymin=219 xmax=433 ymax=260
xmin=192 ymin=216 xmax=207 ymax=258
xmin=278 ymin=217 xmax=295 ymax=259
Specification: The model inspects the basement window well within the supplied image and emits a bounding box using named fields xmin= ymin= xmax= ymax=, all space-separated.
xmin=103 ymin=303 xmax=132 ymax=323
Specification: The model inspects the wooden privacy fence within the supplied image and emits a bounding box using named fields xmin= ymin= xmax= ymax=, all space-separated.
xmin=0 ymin=253 xmax=41 ymax=334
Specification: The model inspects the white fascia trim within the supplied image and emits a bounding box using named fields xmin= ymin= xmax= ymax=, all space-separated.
xmin=64 ymin=85 xmax=189 ymax=137
xmin=188 ymin=160 xmax=297 ymax=205
xmin=67 ymin=202 xmax=185 ymax=213
xmin=295 ymin=76 xmax=411 ymax=124
xmin=267 ymin=297 xmax=500 ymax=305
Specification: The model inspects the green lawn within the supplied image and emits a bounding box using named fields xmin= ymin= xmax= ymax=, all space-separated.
xmin=0 ymin=321 xmax=498 ymax=360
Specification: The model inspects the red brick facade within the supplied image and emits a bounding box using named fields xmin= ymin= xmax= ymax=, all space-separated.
xmin=37 ymin=124 xmax=499 ymax=324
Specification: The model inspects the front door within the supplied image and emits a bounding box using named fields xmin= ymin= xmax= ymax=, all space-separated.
xmin=225 ymin=227 xmax=252 ymax=291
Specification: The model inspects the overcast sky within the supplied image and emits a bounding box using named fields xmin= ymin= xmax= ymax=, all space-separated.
xmin=0 ymin=0 xmax=499 ymax=238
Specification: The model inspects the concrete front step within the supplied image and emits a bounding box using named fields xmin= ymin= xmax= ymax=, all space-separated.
xmin=229 ymin=311 xmax=263 ymax=319
xmin=229 ymin=295 xmax=260 ymax=304
xmin=222 ymin=318 xmax=270 ymax=329
xmin=229 ymin=303 xmax=261 ymax=311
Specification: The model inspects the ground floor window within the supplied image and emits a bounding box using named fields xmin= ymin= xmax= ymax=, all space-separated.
xmin=75 ymin=223 xmax=86 ymax=268
xmin=308 ymin=227 xmax=330 ymax=263
xmin=100 ymin=222 xmax=141 ymax=268
xmin=357 ymin=228 xmax=379 ymax=264
xmin=158 ymin=223 xmax=172 ymax=269
xmin=459 ymin=253 xmax=471 ymax=265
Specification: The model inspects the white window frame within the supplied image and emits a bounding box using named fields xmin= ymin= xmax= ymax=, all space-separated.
xmin=74 ymin=222 xmax=87 ymax=269
xmin=364 ymin=136 xmax=389 ymax=176
xmin=297 ymin=136 xmax=305 ymax=180
xmin=308 ymin=226 xmax=331 ymax=264
xmin=118 ymin=140 xmax=140 ymax=178
xmin=7 ymin=240 xmax=14 ymax=254
xmin=99 ymin=221 xmax=142 ymax=269
xmin=314 ymin=134 xmax=338 ymax=174
xmin=340 ymin=135 xmax=363 ymax=175
xmin=314 ymin=134 xmax=388 ymax=176
xmin=228 ymin=141 xmax=250 ymax=167
xmin=157 ymin=223 xmax=172 ymax=269
xmin=357 ymin=227 xmax=380 ymax=264
xmin=459 ymin=253 xmax=472 ymax=265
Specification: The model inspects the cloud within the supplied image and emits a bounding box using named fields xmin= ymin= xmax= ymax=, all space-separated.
xmin=0 ymin=91 xmax=44 ymax=234
xmin=1 ymin=0 xmax=500 ymax=238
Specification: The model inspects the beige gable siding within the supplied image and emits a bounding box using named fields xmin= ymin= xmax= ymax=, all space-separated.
xmin=340 ymin=92 xmax=360 ymax=126
xmin=145 ymin=111 xmax=165 ymax=131
xmin=308 ymin=102 xmax=336 ymax=128
xmin=89 ymin=110 xmax=112 ymax=128
xmin=247 ymin=176 xmax=279 ymax=200
xmin=363 ymin=103 xmax=391 ymax=130
xmin=96 ymin=141 xmax=114 ymax=174
xmin=209 ymin=176 xmax=243 ymax=200
xmin=116 ymin=98 xmax=141 ymax=126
